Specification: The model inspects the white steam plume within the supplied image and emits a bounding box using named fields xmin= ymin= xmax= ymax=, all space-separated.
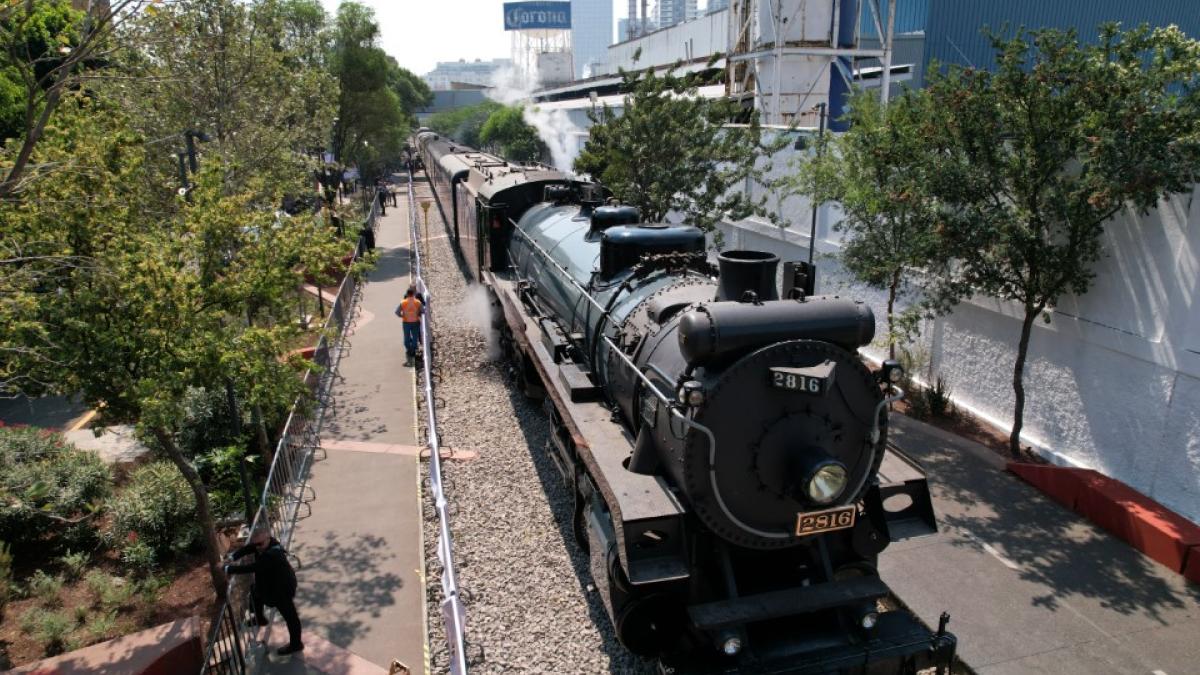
xmin=487 ymin=65 xmax=585 ymax=172
xmin=462 ymin=284 xmax=500 ymax=361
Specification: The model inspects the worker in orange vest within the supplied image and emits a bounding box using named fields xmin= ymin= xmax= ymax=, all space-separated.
xmin=396 ymin=286 xmax=424 ymax=366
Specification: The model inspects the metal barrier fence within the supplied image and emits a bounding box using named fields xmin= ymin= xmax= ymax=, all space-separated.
xmin=408 ymin=169 xmax=470 ymax=674
xmin=201 ymin=191 xmax=380 ymax=674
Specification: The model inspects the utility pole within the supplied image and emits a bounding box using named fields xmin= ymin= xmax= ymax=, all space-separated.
xmin=880 ymin=0 xmax=897 ymax=104
xmin=807 ymin=102 xmax=827 ymax=268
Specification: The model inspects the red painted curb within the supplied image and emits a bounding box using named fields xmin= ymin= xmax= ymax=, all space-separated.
xmin=1009 ymin=462 xmax=1200 ymax=574
xmin=1005 ymin=462 xmax=1096 ymax=510
xmin=1076 ymin=475 xmax=1200 ymax=573
xmin=1184 ymin=546 xmax=1200 ymax=585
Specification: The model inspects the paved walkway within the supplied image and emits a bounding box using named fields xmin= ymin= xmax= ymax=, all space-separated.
xmin=261 ymin=189 xmax=425 ymax=674
xmin=884 ymin=415 xmax=1200 ymax=675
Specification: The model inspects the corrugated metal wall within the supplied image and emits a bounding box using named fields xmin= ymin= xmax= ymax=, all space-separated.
xmin=859 ymin=0 xmax=929 ymax=38
xmin=923 ymin=0 xmax=1200 ymax=71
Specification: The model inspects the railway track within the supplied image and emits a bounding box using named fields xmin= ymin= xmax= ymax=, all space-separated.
xmin=411 ymin=174 xmax=653 ymax=674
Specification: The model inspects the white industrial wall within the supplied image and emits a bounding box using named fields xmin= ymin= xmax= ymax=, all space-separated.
xmin=602 ymin=8 xmax=728 ymax=74
xmin=717 ymin=141 xmax=1200 ymax=524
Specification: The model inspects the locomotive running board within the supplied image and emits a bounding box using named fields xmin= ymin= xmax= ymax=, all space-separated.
xmin=688 ymin=576 xmax=891 ymax=629
xmin=487 ymin=272 xmax=690 ymax=585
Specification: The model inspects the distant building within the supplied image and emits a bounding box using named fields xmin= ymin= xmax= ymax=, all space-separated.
xmin=422 ymin=58 xmax=512 ymax=91
xmin=414 ymin=90 xmax=489 ymax=124
xmin=706 ymin=0 xmax=729 ymax=11
xmin=618 ymin=16 xmax=659 ymax=42
xmin=572 ymin=0 xmax=613 ymax=78
xmin=655 ymin=0 xmax=697 ymax=29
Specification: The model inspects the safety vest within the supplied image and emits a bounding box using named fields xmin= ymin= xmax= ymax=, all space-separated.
xmin=399 ymin=296 xmax=422 ymax=323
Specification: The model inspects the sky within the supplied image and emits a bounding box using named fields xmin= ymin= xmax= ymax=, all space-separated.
xmin=317 ymin=0 xmax=712 ymax=77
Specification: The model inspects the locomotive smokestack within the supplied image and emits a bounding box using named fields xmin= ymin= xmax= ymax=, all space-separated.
xmin=716 ymin=250 xmax=780 ymax=302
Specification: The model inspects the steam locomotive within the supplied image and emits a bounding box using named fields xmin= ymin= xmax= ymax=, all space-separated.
xmin=416 ymin=131 xmax=957 ymax=673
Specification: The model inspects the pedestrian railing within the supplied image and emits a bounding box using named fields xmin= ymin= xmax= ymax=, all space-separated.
xmin=200 ymin=191 xmax=379 ymax=675
xmin=407 ymin=170 xmax=470 ymax=674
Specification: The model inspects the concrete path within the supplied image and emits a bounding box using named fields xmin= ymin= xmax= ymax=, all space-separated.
xmin=62 ymin=424 xmax=152 ymax=464
xmin=274 ymin=189 xmax=426 ymax=674
xmin=883 ymin=415 xmax=1200 ymax=675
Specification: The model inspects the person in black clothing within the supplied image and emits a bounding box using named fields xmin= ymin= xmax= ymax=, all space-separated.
xmin=377 ymin=184 xmax=388 ymax=215
xmin=225 ymin=531 xmax=303 ymax=655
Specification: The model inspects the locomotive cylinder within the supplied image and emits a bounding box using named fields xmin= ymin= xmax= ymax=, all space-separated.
xmin=677 ymin=298 xmax=876 ymax=367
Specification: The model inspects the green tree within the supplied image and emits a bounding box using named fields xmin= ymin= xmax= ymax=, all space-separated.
xmin=793 ymin=90 xmax=957 ymax=358
xmin=927 ymin=25 xmax=1200 ymax=457
xmin=480 ymin=104 xmax=545 ymax=162
xmin=427 ymin=99 xmax=501 ymax=148
xmin=330 ymin=2 xmax=429 ymax=179
xmin=1 ymin=101 xmax=342 ymax=596
xmin=574 ymin=60 xmax=781 ymax=232
xmin=2 ymin=0 xmax=349 ymax=598
xmin=0 ymin=0 xmax=147 ymax=198
xmin=112 ymin=0 xmax=336 ymax=194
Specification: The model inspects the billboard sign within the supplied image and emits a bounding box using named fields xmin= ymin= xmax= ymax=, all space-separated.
xmin=503 ymin=2 xmax=571 ymax=31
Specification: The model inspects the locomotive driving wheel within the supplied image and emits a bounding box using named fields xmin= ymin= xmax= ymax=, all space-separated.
xmin=571 ymin=474 xmax=590 ymax=553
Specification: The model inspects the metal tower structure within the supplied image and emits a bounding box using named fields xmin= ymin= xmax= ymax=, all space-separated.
xmin=504 ymin=1 xmax=575 ymax=88
xmin=726 ymin=0 xmax=897 ymax=127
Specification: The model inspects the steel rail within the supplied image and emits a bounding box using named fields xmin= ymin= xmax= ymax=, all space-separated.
xmin=409 ymin=169 xmax=469 ymax=674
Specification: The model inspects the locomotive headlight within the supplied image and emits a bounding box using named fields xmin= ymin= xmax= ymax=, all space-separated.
xmin=679 ymin=380 xmax=705 ymax=407
xmin=880 ymin=359 xmax=904 ymax=384
xmin=861 ymin=610 xmax=879 ymax=630
xmin=721 ymin=636 xmax=742 ymax=656
xmin=807 ymin=462 xmax=849 ymax=504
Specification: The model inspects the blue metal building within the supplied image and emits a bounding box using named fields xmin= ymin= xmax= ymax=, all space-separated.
xmin=857 ymin=0 xmax=1200 ymax=86
xmin=923 ymin=0 xmax=1200 ymax=72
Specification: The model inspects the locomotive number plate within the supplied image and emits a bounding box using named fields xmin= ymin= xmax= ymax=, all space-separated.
xmin=795 ymin=505 xmax=856 ymax=537
xmin=770 ymin=361 xmax=836 ymax=395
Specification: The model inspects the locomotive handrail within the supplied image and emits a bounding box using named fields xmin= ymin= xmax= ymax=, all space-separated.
xmin=508 ymin=218 xmax=791 ymax=541
xmin=409 ymin=168 xmax=470 ymax=675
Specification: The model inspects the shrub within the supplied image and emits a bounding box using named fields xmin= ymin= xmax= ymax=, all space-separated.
xmin=20 ymin=607 xmax=72 ymax=655
xmin=150 ymin=387 xmax=240 ymax=460
xmin=0 ymin=428 xmax=112 ymax=553
xmin=84 ymin=570 xmax=134 ymax=610
xmin=110 ymin=461 xmax=200 ymax=564
xmin=926 ymin=375 xmax=955 ymax=419
xmin=35 ymin=609 xmax=72 ymax=655
xmin=86 ymin=609 xmax=119 ymax=641
xmin=194 ymin=444 xmax=256 ymax=521
xmin=136 ymin=574 xmax=169 ymax=609
xmin=120 ymin=540 xmax=157 ymax=575
xmin=59 ymin=550 xmax=89 ymax=581
xmin=28 ymin=570 xmax=63 ymax=608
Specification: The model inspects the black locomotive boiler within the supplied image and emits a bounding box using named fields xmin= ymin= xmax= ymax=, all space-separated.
xmin=417 ymin=132 xmax=957 ymax=673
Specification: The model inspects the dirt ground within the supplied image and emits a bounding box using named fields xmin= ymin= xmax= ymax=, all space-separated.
xmin=0 ymin=552 xmax=216 ymax=669
xmin=893 ymin=399 xmax=1046 ymax=465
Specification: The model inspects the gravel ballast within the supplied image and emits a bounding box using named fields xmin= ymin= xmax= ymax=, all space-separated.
xmin=412 ymin=180 xmax=654 ymax=674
